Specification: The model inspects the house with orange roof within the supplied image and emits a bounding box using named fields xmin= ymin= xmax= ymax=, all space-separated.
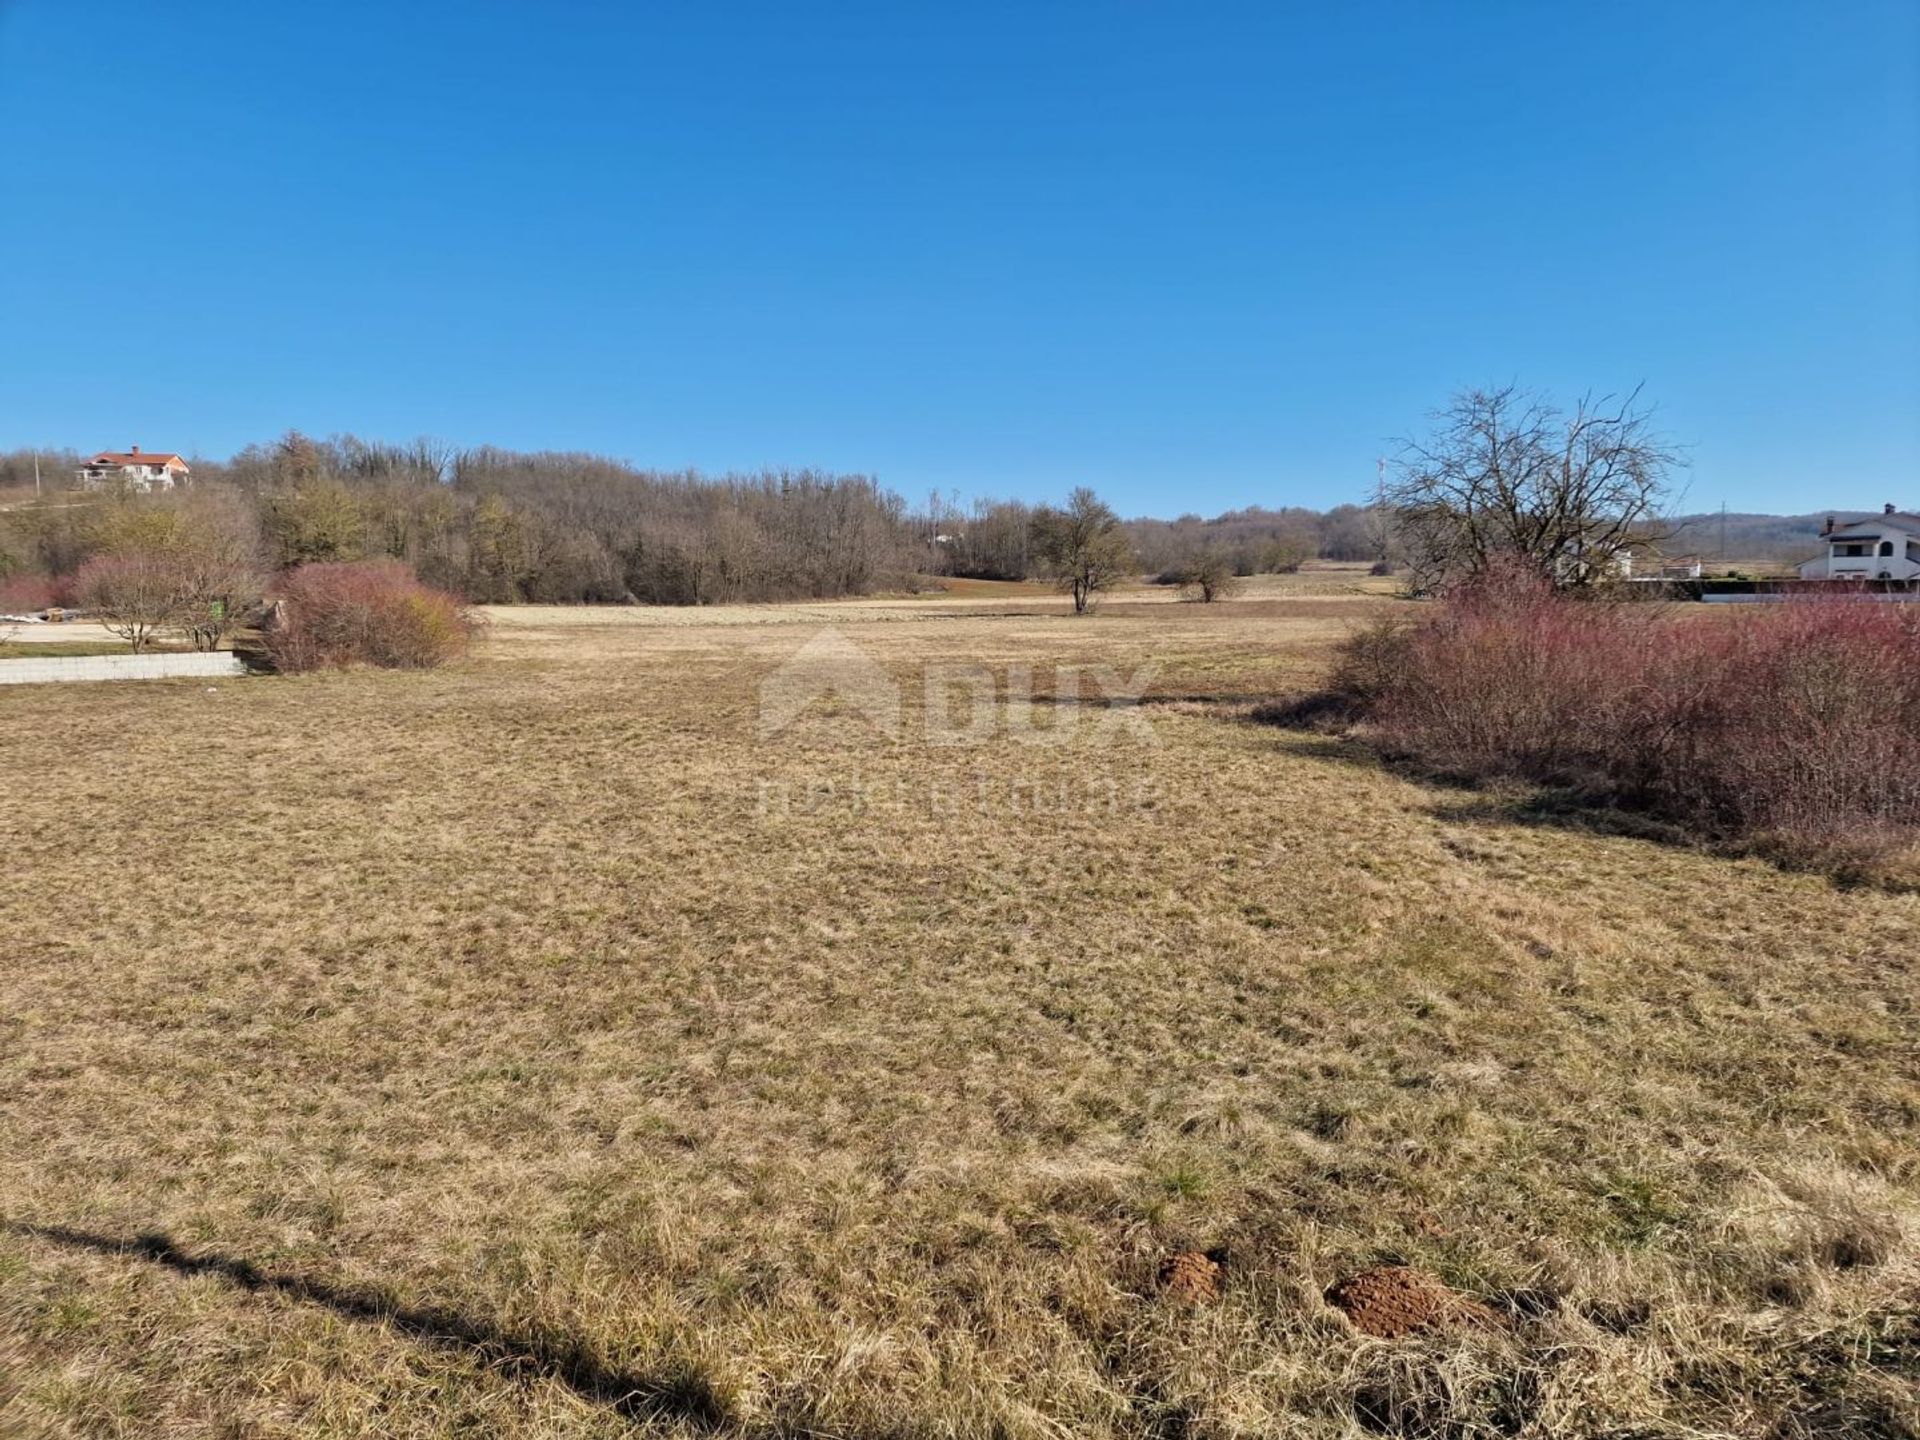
xmin=76 ymin=446 xmax=191 ymax=494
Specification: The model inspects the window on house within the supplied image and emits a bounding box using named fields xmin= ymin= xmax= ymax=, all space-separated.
xmin=1879 ymin=540 xmax=1895 ymax=557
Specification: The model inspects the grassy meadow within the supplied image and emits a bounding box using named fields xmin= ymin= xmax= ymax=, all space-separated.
xmin=0 ymin=571 xmax=1914 ymax=1437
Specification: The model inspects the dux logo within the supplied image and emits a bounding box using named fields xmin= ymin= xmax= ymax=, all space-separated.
xmin=758 ymin=627 xmax=1158 ymax=746
xmin=758 ymin=628 xmax=901 ymax=738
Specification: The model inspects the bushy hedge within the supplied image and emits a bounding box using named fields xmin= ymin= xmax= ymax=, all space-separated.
xmin=0 ymin=572 xmax=59 ymax=612
xmin=265 ymin=560 xmax=476 ymax=673
xmin=1324 ymin=566 xmax=1920 ymax=868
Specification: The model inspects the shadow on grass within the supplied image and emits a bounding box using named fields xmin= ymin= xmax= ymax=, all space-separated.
xmin=1024 ymin=690 xmax=1284 ymax=708
xmin=1246 ymin=711 xmax=1705 ymax=847
xmin=6 ymin=1222 xmax=732 ymax=1430
xmin=1246 ymin=706 xmax=1915 ymax=891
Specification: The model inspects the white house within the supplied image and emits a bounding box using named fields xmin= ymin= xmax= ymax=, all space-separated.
xmin=1798 ymin=506 xmax=1920 ymax=581
xmin=75 ymin=446 xmax=190 ymax=493
xmin=1551 ymin=541 xmax=1635 ymax=585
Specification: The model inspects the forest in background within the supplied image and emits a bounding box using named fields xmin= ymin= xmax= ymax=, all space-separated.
xmin=1 ymin=438 xmax=909 ymax=607
xmin=0 ymin=436 xmax=1869 ymax=607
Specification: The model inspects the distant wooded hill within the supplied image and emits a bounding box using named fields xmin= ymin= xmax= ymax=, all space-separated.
xmin=1659 ymin=509 xmax=1903 ymax=563
xmin=0 ymin=439 xmax=1894 ymax=595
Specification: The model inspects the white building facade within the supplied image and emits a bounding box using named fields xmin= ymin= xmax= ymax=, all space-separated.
xmin=1798 ymin=506 xmax=1920 ymax=582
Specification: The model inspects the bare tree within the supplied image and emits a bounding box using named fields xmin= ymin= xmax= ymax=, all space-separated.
xmin=1178 ymin=551 xmax=1240 ymax=602
xmin=169 ymin=487 xmax=267 ymax=650
xmin=947 ymin=498 xmax=1034 ymax=580
xmin=1389 ymin=385 xmax=1676 ymax=593
xmin=56 ymin=487 xmax=266 ymax=651
xmin=174 ymin=547 xmax=263 ymax=651
xmin=74 ymin=554 xmax=188 ymax=652
xmin=1030 ymin=488 xmax=1133 ymax=613
xmin=1260 ymin=531 xmax=1315 ymax=574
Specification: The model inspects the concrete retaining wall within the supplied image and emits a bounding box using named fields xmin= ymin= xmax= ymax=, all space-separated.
xmin=0 ymin=651 xmax=248 ymax=686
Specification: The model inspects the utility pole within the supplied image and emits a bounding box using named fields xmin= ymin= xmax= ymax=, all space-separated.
xmin=1372 ymin=457 xmax=1390 ymax=569
xmin=33 ymin=452 xmax=41 ymax=496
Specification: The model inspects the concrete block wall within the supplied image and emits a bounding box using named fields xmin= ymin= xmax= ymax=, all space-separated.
xmin=0 ymin=652 xmax=249 ymax=686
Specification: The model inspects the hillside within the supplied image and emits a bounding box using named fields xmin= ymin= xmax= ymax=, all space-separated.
xmin=1659 ymin=508 xmax=1905 ymax=563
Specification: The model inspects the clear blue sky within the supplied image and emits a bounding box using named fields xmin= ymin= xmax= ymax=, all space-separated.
xmin=2 ymin=1 xmax=1915 ymax=516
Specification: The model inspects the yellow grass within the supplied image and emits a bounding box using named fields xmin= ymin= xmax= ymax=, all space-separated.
xmin=0 ymin=624 xmax=132 ymax=648
xmin=0 ymin=582 xmax=1914 ymax=1437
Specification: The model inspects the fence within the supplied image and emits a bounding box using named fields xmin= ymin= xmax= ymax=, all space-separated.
xmin=1623 ymin=577 xmax=1920 ymax=603
xmin=0 ymin=651 xmax=248 ymax=686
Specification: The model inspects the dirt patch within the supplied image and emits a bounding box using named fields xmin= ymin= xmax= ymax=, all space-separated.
xmin=1158 ymin=1250 xmax=1225 ymax=1305
xmin=1325 ymin=1265 xmax=1499 ymax=1339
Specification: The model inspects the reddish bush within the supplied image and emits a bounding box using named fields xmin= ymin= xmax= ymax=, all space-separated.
xmin=1631 ymin=599 xmax=1920 ymax=851
xmin=0 ymin=572 xmax=57 ymax=613
xmin=1334 ymin=565 xmax=1920 ymax=866
xmin=1361 ymin=564 xmax=1658 ymax=785
xmin=265 ymin=560 xmax=476 ymax=673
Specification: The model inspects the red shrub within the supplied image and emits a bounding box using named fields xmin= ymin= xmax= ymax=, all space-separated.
xmin=1341 ymin=567 xmax=1920 ymax=864
xmin=1631 ymin=599 xmax=1920 ymax=848
xmin=0 ymin=572 xmax=57 ymax=613
xmin=1362 ymin=564 xmax=1655 ymax=785
xmin=266 ymin=560 xmax=476 ymax=673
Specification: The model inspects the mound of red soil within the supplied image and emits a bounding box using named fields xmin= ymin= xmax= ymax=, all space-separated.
xmin=1325 ymin=1265 xmax=1498 ymax=1339
xmin=1158 ymin=1250 xmax=1224 ymax=1305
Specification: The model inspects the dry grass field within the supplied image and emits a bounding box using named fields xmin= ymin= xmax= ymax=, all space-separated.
xmin=1 ymin=572 xmax=1915 ymax=1438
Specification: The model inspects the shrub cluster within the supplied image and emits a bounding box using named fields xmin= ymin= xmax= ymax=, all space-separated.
xmin=1173 ymin=552 xmax=1241 ymax=603
xmin=264 ymin=560 xmax=477 ymax=673
xmin=0 ymin=572 xmax=60 ymax=613
xmin=1328 ymin=566 xmax=1920 ymax=868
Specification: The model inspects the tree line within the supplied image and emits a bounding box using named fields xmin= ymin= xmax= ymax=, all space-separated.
xmin=0 ymin=432 xmax=1396 ymax=608
xmin=914 ymin=492 xmax=1389 ymax=582
xmin=0 ymin=435 xmax=918 ymax=608
xmin=0 ymin=386 xmax=1691 ymax=611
